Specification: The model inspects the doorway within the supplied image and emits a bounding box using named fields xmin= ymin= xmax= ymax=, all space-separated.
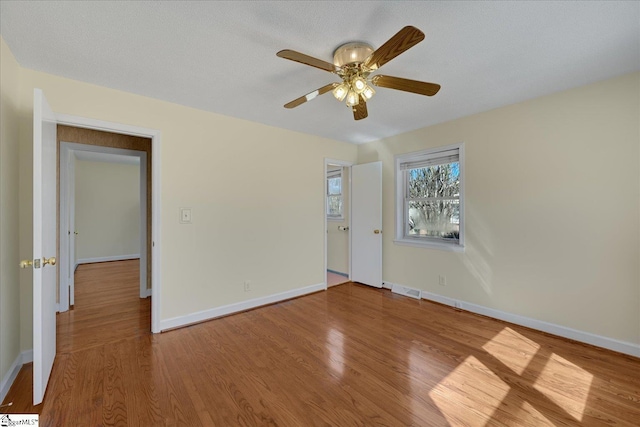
xmin=60 ymin=143 xmax=147 ymax=309
xmin=54 ymin=118 xmax=161 ymax=333
xmin=325 ymin=159 xmax=353 ymax=287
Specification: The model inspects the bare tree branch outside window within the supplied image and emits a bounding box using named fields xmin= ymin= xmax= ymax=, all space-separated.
xmin=406 ymin=163 xmax=460 ymax=240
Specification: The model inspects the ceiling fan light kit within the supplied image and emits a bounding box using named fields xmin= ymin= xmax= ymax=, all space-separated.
xmin=277 ymin=26 xmax=441 ymax=120
xmin=333 ymin=83 xmax=349 ymax=101
xmin=332 ymin=42 xmax=377 ymax=107
xmin=362 ymin=85 xmax=375 ymax=100
xmin=345 ymin=89 xmax=360 ymax=107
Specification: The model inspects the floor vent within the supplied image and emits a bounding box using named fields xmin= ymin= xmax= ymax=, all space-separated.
xmin=391 ymin=284 xmax=422 ymax=300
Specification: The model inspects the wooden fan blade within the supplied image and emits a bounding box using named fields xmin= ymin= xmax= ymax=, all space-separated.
xmin=277 ymin=49 xmax=338 ymax=73
xmin=371 ymin=75 xmax=441 ymax=96
xmin=352 ymin=98 xmax=368 ymax=120
xmin=364 ymin=26 xmax=425 ymax=71
xmin=284 ymin=83 xmax=338 ymax=109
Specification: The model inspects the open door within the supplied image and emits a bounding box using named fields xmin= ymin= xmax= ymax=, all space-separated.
xmin=32 ymin=88 xmax=57 ymax=404
xmin=351 ymin=161 xmax=382 ymax=288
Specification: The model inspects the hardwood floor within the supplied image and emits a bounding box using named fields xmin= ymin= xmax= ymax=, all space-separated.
xmin=3 ymin=260 xmax=639 ymax=426
xmin=58 ymin=260 xmax=150 ymax=354
xmin=327 ymin=271 xmax=349 ymax=287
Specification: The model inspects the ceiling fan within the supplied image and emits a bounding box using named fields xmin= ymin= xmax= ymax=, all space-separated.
xmin=276 ymin=26 xmax=441 ymax=121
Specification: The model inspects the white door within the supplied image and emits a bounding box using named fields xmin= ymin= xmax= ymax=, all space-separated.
xmin=33 ymin=88 xmax=57 ymax=405
xmin=351 ymin=161 xmax=382 ymax=288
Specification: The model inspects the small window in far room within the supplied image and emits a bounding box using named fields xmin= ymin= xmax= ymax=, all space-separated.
xmin=327 ymin=168 xmax=343 ymax=220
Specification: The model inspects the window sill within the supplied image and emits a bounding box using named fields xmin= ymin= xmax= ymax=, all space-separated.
xmin=327 ymin=217 xmax=345 ymax=222
xmin=393 ymin=238 xmax=465 ymax=253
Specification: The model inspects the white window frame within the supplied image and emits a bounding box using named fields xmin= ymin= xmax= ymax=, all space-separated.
xmin=394 ymin=142 xmax=465 ymax=252
xmin=327 ymin=168 xmax=344 ymax=221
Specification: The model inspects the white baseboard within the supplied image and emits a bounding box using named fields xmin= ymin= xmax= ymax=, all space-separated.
xmin=383 ymin=281 xmax=640 ymax=358
xmin=0 ymin=355 xmax=21 ymax=403
xmin=21 ymin=350 xmax=33 ymax=364
xmin=1 ymin=350 xmax=33 ymax=404
xmin=391 ymin=283 xmax=422 ymax=300
xmin=421 ymin=290 xmax=458 ymax=308
xmin=76 ymin=254 xmax=140 ymax=265
xmin=160 ymin=282 xmax=325 ymax=331
xmin=327 ymin=269 xmax=348 ymax=278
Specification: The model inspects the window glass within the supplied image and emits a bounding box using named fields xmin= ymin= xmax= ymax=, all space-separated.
xmin=395 ymin=144 xmax=464 ymax=250
xmin=327 ymin=169 xmax=343 ymax=219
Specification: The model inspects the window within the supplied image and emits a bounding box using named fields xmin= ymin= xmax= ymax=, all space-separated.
xmin=327 ymin=168 xmax=343 ymax=220
xmin=395 ymin=143 xmax=464 ymax=251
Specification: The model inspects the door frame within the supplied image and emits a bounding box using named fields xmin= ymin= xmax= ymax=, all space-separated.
xmin=324 ymin=158 xmax=353 ymax=287
xmin=56 ymin=113 xmax=162 ymax=333
xmin=59 ymin=143 xmax=148 ymax=308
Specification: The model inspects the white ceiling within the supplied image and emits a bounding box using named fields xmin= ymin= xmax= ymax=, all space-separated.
xmin=1 ymin=1 xmax=638 ymax=144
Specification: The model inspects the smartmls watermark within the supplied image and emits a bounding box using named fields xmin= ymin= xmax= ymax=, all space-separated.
xmin=0 ymin=414 xmax=39 ymax=426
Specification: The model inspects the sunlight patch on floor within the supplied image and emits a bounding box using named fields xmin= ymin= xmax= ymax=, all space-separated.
xmin=429 ymin=355 xmax=510 ymax=426
xmin=326 ymin=328 xmax=345 ymax=376
xmin=482 ymin=327 xmax=540 ymax=375
xmin=533 ymin=353 xmax=594 ymax=421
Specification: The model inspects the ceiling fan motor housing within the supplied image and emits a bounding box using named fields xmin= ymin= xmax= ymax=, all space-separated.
xmin=333 ymin=42 xmax=374 ymax=67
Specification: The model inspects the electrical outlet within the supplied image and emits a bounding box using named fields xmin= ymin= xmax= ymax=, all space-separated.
xmin=179 ymin=207 xmax=192 ymax=224
xmin=244 ymin=280 xmax=251 ymax=292
xmin=438 ymin=275 xmax=447 ymax=286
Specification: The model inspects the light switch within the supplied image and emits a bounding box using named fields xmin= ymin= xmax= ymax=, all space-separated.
xmin=180 ymin=208 xmax=192 ymax=224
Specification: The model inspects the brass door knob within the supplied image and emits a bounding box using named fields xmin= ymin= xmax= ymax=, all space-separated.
xmin=374 ymin=229 xmax=382 ymax=234
xmin=43 ymin=257 xmax=56 ymax=266
xmin=20 ymin=259 xmax=33 ymax=269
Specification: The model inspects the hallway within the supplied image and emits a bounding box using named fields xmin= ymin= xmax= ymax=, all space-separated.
xmin=57 ymin=260 xmax=150 ymax=353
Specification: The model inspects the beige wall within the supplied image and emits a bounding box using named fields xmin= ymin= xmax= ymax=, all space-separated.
xmin=327 ymin=166 xmax=349 ymax=275
xmin=75 ymin=159 xmax=140 ymax=262
xmin=15 ymin=64 xmax=358 ymax=344
xmin=0 ymin=38 xmax=22 ymax=388
xmin=358 ymin=72 xmax=640 ymax=345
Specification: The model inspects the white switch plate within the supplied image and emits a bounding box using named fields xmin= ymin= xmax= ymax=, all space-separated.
xmin=179 ymin=208 xmax=192 ymax=224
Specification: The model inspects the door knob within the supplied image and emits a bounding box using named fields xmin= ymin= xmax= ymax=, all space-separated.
xmin=374 ymin=229 xmax=382 ymax=234
xmin=20 ymin=259 xmax=33 ymax=269
xmin=43 ymin=257 xmax=56 ymax=266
